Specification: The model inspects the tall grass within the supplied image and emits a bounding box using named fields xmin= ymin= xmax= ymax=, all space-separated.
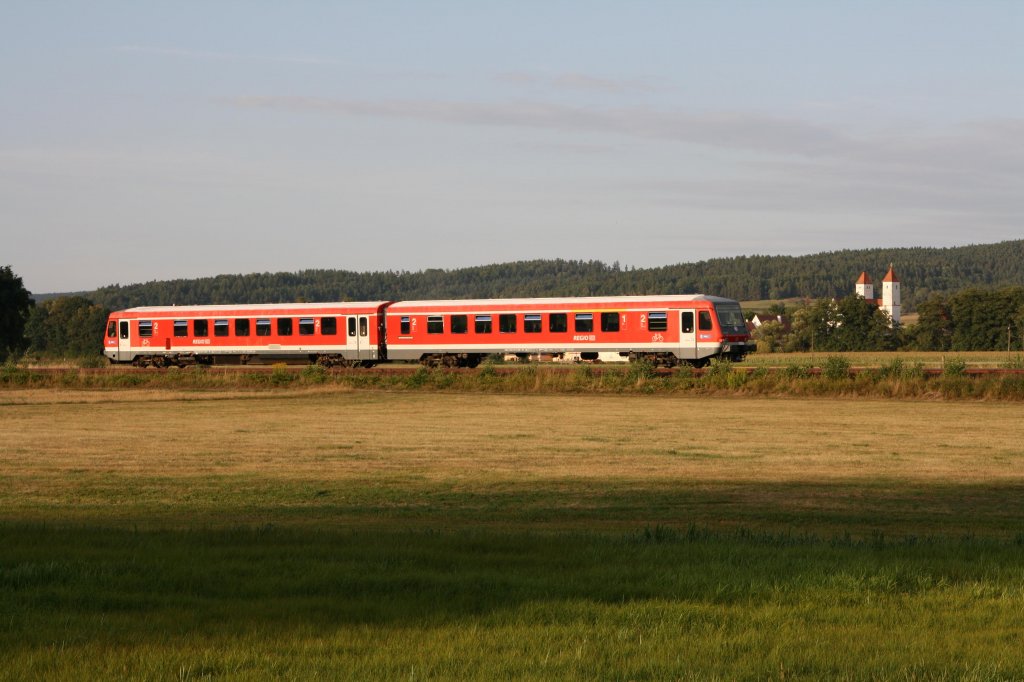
xmin=5 ymin=361 xmax=1024 ymax=401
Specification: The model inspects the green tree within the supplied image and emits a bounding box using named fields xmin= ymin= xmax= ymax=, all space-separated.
xmin=785 ymin=299 xmax=839 ymax=352
xmin=25 ymin=296 xmax=110 ymax=358
xmin=785 ymin=296 xmax=895 ymax=352
xmin=752 ymin=319 xmax=788 ymax=353
xmin=948 ymin=287 xmax=1024 ymax=350
xmin=832 ymin=295 xmax=896 ymax=351
xmin=909 ymin=294 xmax=952 ymax=351
xmin=0 ymin=266 xmax=33 ymax=361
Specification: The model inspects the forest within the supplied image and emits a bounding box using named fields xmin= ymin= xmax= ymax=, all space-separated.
xmin=63 ymin=239 xmax=1024 ymax=312
xmin=6 ymin=240 xmax=1024 ymax=359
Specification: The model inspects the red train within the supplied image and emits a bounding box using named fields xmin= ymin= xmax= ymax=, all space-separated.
xmin=103 ymin=295 xmax=753 ymax=368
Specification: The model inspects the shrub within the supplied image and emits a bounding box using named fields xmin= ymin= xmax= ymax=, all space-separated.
xmin=269 ymin=364 xmax=295 ymax=386
xmin=626 ymin=359 xmax=656 ymax=383
xmin=406 ymin=366 xmax=430 ymax=388
xmin=878 ymin=357 xmax=904 ymax=379
xmin=783 ymin=363 xmax=812 ymax=380
xmin=821 ymin=356 xmax=851 ymax=381
xmin=0 ymin=360 xmax=30 ymax=385
xmin=300 ymin=364 xmax=328 ymax=384
xmin=78 ymin=354 xmax=108 ymax=369
xmin=942 ymin=357 xmax=968 ymax=378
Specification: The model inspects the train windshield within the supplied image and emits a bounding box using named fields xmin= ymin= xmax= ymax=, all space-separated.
xmin=715 ymin=303 xmax=747 ymax=334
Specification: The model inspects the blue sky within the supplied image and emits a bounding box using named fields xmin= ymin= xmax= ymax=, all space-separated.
xmin=2 ymin=1 xmax=1022 ymax=293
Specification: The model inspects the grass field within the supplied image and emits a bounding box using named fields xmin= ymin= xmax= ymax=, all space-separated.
xmin=3 ymin=389 xmax=1024 ymax=679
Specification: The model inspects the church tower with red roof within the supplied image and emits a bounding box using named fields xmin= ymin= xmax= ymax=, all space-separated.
xmin=855 ymin=271 xmax=873 ymax=301
xmin=881 ymin=265 xmax=901 ymax=325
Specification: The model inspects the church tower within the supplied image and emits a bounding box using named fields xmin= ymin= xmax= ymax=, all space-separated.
xmin=855 ymin=272 xmax=873 ymax=300
xmin=881 ymin=265 xmax=901 ymax=325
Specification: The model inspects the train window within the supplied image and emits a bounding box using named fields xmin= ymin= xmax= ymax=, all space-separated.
xmin=524 ymin=314 xmax=542 ymax=333
xmin=574 ymin=313 xmax=593 ymax=333
xmin=106 ymin=321 xmax=116 ymax=338
xmin=194 ymin=320 xmax=209 ymax=337
xmin=322 ymin=317 xmax=337 ymax=335
xmin=359 ymin=317 xmax=368 ymax=337
xmin=475 ymin=315 xmax=492 ymax=333
xmin=427 ymin=316 xmax=444 ymax=334
xmin=299 ymin=318 xmax=315 ymax=335
xmin=277 ymin=318 xmax=293 ymax=336
xmin=499 ymin=314 xmax=516 ymax=334
xmin=715 ymin=304 xmax=746 ymax=333
xmin=256 ymin=319 xmax=271 ymax=336
xmin=648 ymin=312 xmax=667 ymax=332
xmin=600 ymin=312 xmax=620 ymax=333
xmin=214 ymin=320 xmax=229 ymax=337
xmin=120 ymin=321 xmax=129 ymax=339
xmin=235 ymin=319 xmax=250 ymax=337
xmin=699 ymin=311 xmax=713 ymax=331
xmin=681 ymin=312 xmax=694 ymax=334
xmin=549 ymin=313 xmax=567 ymax=333
xmin=451 ymin=315 xmax=468 ymax=334
xmin=400 ymin=317 xmax=411 ymax=335
xmin=139 ymin=321 xmax=153 ymax=338
xmin=348 ymin=317 xmax=356 ymax=337
xmin=174 ymin=320 xmax=188 ymax=337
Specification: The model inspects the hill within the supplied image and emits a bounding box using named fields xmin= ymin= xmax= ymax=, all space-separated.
xmin=77 ymin=240 xmax=1024 ymax=312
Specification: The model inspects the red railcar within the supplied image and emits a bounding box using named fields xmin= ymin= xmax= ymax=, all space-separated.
xmin=103 ymin=302 xmax=390 ymax=367
xmin=384 ymin=295 xmax=752 ymax=367
xmin=104 ymin=295 xmax=752 ymax=368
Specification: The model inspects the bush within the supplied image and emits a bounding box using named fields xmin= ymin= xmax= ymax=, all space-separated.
xmin=783 ymin=363 xmax=812 ymax=380
xmin=0 ymin=360 xmax=30 ymax=385
xmin=942 ymin=357 xmax=968 ymax=378
xmin=626 ymin=359 xmax=656 ymax=383
xmin=269 ymin=364 xmax=295 ymax=386
xmin=878 ymin=357 xmax=905 ymax=379
xmin=822 ymin=356 xmax=851 ymax=381
xmin=300 ymin=364 xmax=328 ymax=384
xmin=406 ymin=366 xmax=430 ymax=388
xmin=78 ymin=354 xmax=108 ymax=369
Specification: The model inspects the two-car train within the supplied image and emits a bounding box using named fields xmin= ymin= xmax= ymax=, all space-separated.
xmin=103 ymin=295 xmax=753 ymax=368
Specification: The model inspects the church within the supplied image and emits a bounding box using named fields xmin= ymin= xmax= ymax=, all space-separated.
xmin=854 ymin=265 xmax=901 ymax=326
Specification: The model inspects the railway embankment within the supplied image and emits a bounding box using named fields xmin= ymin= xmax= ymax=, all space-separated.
xmin=5 ymin=358 xmax=1024 ymax=401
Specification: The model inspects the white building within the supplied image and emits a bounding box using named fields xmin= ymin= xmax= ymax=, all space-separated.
xmin=854 ymin=265 xmax=901 ymax=326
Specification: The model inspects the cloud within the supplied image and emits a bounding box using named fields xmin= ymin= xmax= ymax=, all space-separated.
xmin=226 ymin=95 xmax=848 ymax=157
xmin=495 ymin=71 xmax=656 ymax=94
xmin=111 ymin=45 xmax=342 ymax=66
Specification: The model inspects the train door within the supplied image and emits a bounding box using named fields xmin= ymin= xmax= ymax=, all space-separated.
xmin=679 ymin=309 xmax=697 ymax=361
xmin=118 ymin=320 xmax=130 ymax=362
xmin=358 ymin=315 xmax=370 ymax=360
xmin=344 ymin=316 xmax=371 ymax=360
xmin=345 ymin=316 xmax=359 ymax=360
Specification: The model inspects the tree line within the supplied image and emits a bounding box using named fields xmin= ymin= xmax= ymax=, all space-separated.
xmin=4 ymin=242 xmax=1024 ymax=360
xmin=752 ymin=287 xmax=1024 ymax=353
xmin=59 ymin=240 xmax=1024 ymax=312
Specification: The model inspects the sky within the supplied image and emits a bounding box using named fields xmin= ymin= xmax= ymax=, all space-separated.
xmin=2 ymin=1 xmax=1023 ymax=293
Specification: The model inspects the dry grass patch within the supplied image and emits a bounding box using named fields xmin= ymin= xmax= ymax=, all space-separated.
xmin=2 ymin=390 xmax=1022 ymax=534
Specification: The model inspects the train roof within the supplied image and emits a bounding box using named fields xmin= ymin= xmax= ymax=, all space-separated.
xmin=387 ymin=294 xmax=737 ymax=310
xmin=115 ymin=301 xmax=390 ymax=314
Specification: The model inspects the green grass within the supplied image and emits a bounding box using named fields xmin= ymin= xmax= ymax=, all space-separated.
xmin=4 ymin=525 xmax=1024 ymax=680
xmin=3 ymin=390 xmax=1024 ymax=679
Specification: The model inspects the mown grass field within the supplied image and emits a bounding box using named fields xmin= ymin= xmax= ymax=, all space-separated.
xmin=3 ymin=389 xmax=1024 ymax=679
